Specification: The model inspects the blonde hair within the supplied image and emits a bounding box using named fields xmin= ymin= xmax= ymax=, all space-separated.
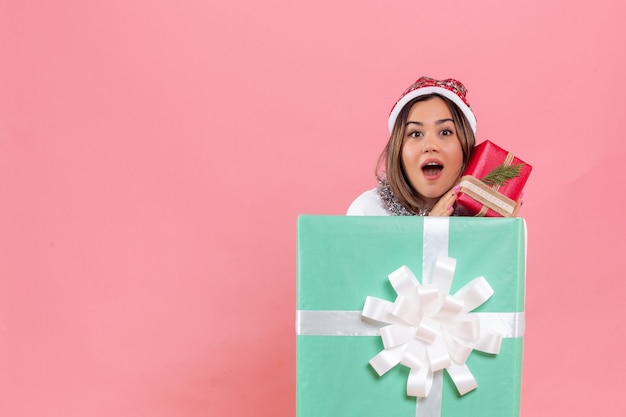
xmin=376 ymin=94 xmax=476 ymax=214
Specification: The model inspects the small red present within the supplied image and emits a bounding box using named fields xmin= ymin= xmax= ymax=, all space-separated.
xmin=455 ymin=140 xmax=532 ymax=217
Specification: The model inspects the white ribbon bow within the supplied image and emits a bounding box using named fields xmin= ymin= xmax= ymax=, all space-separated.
xmin=361 ymin=255 xmax=502 ymax=398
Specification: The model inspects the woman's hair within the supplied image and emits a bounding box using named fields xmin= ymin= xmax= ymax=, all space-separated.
xmin=376 ymin=94 xmax=476 ymax=213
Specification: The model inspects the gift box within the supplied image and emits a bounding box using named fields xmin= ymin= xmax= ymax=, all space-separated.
xmin=456 ymin=140 xmax=532 ymax=217
xmin=296 ymin=216 xmax=526 ymax=417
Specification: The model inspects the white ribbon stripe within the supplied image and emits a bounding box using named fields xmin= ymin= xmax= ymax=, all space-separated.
xmin=361 ymin=255 xmax=503 ymax=398
xmin=296 ymin=310 xmax=524 ymax=338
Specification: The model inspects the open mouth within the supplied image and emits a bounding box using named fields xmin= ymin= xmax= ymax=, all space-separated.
xmin=421 ymin=161 xmax=444 ymax=179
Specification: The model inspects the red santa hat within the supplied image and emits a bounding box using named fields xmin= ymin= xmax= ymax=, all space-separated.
xmin=388 ymin=76 xmax=477 ymax=134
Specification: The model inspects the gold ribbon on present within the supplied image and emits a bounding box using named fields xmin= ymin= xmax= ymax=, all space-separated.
xmin=459 ymin=151 xmax=521 ymax=217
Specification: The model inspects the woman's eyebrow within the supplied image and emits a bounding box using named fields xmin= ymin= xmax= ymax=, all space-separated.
xmin=406 ymin=118 xmax=453 ymax=126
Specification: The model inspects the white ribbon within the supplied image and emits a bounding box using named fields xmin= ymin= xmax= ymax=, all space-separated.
xmin=297 ymin=310 xmax=524 ymax=338
xmin=362 ymin=256 xmax=502 ymax=398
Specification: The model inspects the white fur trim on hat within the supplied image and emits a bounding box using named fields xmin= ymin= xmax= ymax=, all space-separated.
xmin=387 ymin=86 xmax=477 ymax=134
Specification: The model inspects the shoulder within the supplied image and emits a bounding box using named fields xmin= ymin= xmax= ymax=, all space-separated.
xmin=346 ymin=188 xmax=391 ymax=216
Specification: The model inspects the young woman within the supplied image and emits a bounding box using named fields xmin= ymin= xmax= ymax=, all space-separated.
xmin=347 ymin=76 xmax=477 ymax=216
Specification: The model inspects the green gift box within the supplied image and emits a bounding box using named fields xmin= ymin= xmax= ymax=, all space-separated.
xmin=296 ymin=216 xmax=526 ymax=417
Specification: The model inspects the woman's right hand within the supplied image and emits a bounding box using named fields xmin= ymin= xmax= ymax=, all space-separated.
xmin=429 ymin=185 xmax=460 ymax=217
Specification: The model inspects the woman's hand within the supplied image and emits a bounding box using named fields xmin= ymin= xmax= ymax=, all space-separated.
xmin=429 ymin=185 xmax=460 ymax=217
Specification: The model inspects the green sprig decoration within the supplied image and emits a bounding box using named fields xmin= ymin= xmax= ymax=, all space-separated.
xmin=481 ymin=163 xmax=524 ymax=187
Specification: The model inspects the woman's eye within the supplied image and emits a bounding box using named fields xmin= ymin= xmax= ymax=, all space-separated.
xmin=440 ymin=129 xmax=454 ymax=136
xmin=408 ymin=131 xmax=422 ymax=138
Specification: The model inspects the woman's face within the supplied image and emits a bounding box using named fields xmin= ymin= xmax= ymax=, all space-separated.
xmin=401 ymin=96 xmax=464 ymax=206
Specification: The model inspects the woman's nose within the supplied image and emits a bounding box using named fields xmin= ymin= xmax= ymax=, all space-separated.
xmin=422 ymin=134 xmax=439 ymax=153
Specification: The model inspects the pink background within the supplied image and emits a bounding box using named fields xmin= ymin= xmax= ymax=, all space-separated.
xmin=1 ymin=1 xmax=624 ymax=416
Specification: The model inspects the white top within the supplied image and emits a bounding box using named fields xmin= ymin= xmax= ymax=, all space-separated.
xmin=346 ymin=188 xmax=392 ymax=216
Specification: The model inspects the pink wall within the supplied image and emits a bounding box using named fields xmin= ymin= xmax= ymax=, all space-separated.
xmin=1 ymin=1 xmax=624 ymax=416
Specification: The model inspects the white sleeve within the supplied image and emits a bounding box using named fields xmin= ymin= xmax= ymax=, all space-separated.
xmin=346 ymin=189 xmax=391 ymax=216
